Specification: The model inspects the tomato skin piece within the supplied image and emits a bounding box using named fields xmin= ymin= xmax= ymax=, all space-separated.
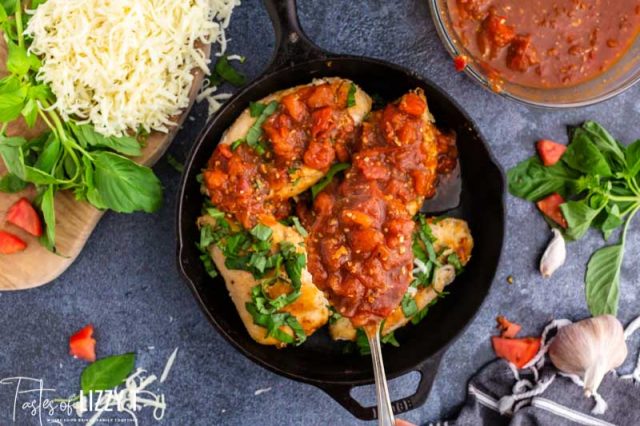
xmin=496 ymin=315 xmax=522 ymax=338
xmin=69 ymin=324 xmax=96 ymax=362
xmin=6 ymin=198 xmax=43 ymax=237
xmin=0 ymin=231 xmax=27 ymax=254
xmin=536 ymin=139 xmax=567 ymax=166
xmin=454 ymin=55 xmax=468 ymax=72
xmin=492 ymin=336 xmax=541 ymax=368
xmin=398 ymin=93 xmax=426 ymax=117
xmin=536 ymin=193 xmax=568 ymax=228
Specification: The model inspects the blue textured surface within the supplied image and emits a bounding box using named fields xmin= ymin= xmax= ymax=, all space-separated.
xmin=2 ymin=1 xmax=640 ymax=425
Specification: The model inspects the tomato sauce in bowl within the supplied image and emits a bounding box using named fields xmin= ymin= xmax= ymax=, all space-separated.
xmin=448 ymin=0 xmax=640 ymax=88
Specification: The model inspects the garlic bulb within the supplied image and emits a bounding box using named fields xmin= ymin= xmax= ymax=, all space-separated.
xmin=540 ymin=228 xmax=566 ymax=278
xmin=549 ymin=315 xmax=628 ymax=396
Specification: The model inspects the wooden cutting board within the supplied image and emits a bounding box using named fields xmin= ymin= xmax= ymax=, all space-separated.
xmin=0 ymin=40 xmax=211 ymax=290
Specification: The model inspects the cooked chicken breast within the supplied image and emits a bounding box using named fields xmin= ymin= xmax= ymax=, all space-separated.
xmin=202 ymin=219 xmax=330 ymax=347
xmin=217 ymin=77 xmax=372 ymax=200
xmin=329 ymin=217 xmax=473 ymax=340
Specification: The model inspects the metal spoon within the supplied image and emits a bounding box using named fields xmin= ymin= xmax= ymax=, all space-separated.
xmin=365 ymin=324 xmax=395 ymax=426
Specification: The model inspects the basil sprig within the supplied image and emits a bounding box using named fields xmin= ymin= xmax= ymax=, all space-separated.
xmin=508 ymin=121 xmax=640 ymax=316
xmin=0 ymin=1 xmax=162 ymax=251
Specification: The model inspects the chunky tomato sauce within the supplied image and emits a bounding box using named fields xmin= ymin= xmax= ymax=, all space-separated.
xmin=448 ymin=0 xmax=640 ymax=88
xmin=303 ymin=92 xmax=446 ymax=326
xmin=204 ymin=81 xmax=357 ymax=228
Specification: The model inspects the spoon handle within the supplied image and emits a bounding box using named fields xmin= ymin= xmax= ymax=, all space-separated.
xmin=367 ymin=326 xmax=395 ymax=426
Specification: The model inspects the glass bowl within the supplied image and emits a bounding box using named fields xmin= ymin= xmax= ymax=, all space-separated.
xmin=427 ymin=0 xmax=640 ymax=108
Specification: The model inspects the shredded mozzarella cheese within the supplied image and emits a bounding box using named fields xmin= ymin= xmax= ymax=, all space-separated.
xmin=26 ymin=0 xmax=240 ymax=137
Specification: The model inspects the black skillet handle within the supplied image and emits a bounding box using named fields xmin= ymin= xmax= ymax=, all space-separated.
xmin=317 ymin=352 xmax=445 ymax=421
xmin=262 ymin=0 xmax=331 ymax=74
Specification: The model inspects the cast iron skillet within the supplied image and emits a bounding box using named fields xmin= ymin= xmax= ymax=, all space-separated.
xmin=177 ymin=0 xmax=504 ymax=420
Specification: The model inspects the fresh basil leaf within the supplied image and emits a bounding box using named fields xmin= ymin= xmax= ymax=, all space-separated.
xmin=250 ymin=223 xmax=273 ymax=241
xmin=0 ymin=84 xmax=26 ymax=123
xmin=283 ymin=250 xmax=305 ymax=290
xmin=24 ymin=166 xmax=58 ymax=184
xmin=347 ymin=83 xmax=357 ymax=108
xmin=246 ymin=101 xmax=278 ymax=149
xmin=6 ymin=39 xmax=30 ymax=75
xmin=311 ymin=162 xmax=350 ymax=198
xmin=249 ymin=102 xmax=266 ymax=118
xmin=0 ymin=4 xmax=7 ymax=23
xmin=0 ymin=139 xmax=26 ymax=179
xmin=401 ymin=293 xmax=418 ymax=317
xmin=38 ymin=186 xmax=56 ymax=251
xmin=71 ymin=124 xmax=142 ymax=157
xmin=581 ymin=121 xmax=626 ymax=171
xmin=624 ymin=139 xmax=640 ymax=178
xmin=214 ymin=56 xmax=246 ymax=87
xmin=80 ymin=354 xmax=136 ymax=393
xmin=291 ymin=216 xmax=308 ymax=237
xmin=34 ymin=134 xmax=61 ymax=174
xmin=381 ymin=331 xmax=400 ymax=347
xmin=598 ymin=204 xmax=624 ymax=241
xmin=585 ymin=243 xmax=624 ymax=316
xmin=563 ymin=129 xmax=612 ymax=177
xmin=447 ymin=253 xmax=464 ymax=273
xmin=560 ymin=199 xmax=604 ymax=240
xmin=0 ymin=173 xmax=27 ymax=193
xmin=507 ymin=157 xmax=577 ymax=201
xmin=88 ymin=152 xmax=162 ymax=213
xmin=20 ymin=98 xmax=38 ymax=127
xmin=0 ymin=0 xmax=15 ymax=15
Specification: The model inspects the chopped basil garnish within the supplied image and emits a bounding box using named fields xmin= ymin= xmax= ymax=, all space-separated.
xmin=230 ymin=139 xmax=244 ymax=151
xmin=411 ymin=290 xmax=448 ymax=325
xmin=346 ymin=83 xmax=357 ymax=108
xmin=447 ymin=253 xmax=464 ymax=273
xmin=246 ymin=101 xmax=279 ymax=152
xmin=311 ymin=162 xmax=350 ymax=198
xmin=355 ymin=326 xmax=399 ymax=356
xmin=291 ymin=216 xmax=308 ymax=237
xmin=250 ymin=223 xmax=273 ymax=241
xmin=213 ymin=55 xmax=246 ymax=87
xmin=401 ymin=292 xmax=418 ymax=317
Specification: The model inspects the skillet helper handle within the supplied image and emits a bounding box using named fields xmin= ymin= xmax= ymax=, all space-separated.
xmin=263 ymin=0 xmax=329 ymax=74
xmin=317 ymin=352 xmax=444 ymax=421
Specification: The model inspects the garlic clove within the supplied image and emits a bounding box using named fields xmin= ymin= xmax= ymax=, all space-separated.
xmin=549 ymin=315 xmax=628 ymax=396
xmin=540 ymin=228 xmax=566 ymax=278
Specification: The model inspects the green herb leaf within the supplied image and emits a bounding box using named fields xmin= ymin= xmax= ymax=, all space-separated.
xmin=0 ymin=173 xmax=27 ymax=193
xmin=598 ymin=205 xmax=624 ymax=241
xmin=581 ymin=121 xmax=626 ymax=171
xmin=507 ymin=157 xmax=577 ymax=201
xmin=166 ymin=154 xmax=184 ymax=173
xmin=381 ymin=331 xmax=400 ymax=347
xmin=87 ymin=152 xmax=162 ymax=213
xmin=0 ymin=81 xmax=26 ymax=123
xmin=249 ymin=102 xmax=266 ymax=118
xmin=561 ymin=199 xmax=605 ymax=240
xmin=250 ymin=223 xmax=273 ymax=241
xmin=401 ymin=293 xmax=418 ymax=317
xmin=346 ymin=83 xmax=357 ymax=108
xmin=20 ymin=98 xmax=38 ymax=128
xmin=80 ymin=354 xmax=136 ymax=393
xmin=230 ymin=139 xmax=244 ymax=151
xmin=246 ymin=101 xmax=278 ymax=150
xmin=291 ymin=216 xmax=308 ymax=237
xmin=70 ymin=124 xmax=142 ymax=157
xmin=562 ymin=129 xmax=612 ymax=177
xmin=38 ymin=186 xmax=56 ymax=251
xmin=624 ymin=139 xmax=640 ymax=178
xmin=585 ymin=243 xmax=624 ymax=316
xmin=311 ymin=162 xmax=350 ymax=198
xmin=214 ymin=56 xmax=246 ymax=87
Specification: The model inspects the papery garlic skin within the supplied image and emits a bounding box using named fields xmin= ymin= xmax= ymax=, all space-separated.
xmin=540 ymin=228 xmax=566 ymax=278
xmin=549 ymin=315 xmax=627 ymax=396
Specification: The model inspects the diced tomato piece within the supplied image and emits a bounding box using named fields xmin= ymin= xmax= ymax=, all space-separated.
xmin=204 ymin=170 xmax=226 ymax=188
xmin=0 ymin=231 xmax=27 ymax=254
xmin=454 ymin=55 xmax=468 ymax=72
xmin=306 ymin=84 xmax=335 ymax=109
xmin=507 ymin=35 xmax=539 ymax=72
xmin=492 ymin=336 xmax=541 ymax=369
xmin=314 ymin=192 xmax=335 ymax=216
xmin=311 ymin=107 xmax=334 ymax=138
xmin=536 ymin=193 xmax=568 ymax=228
xmin=281 ymin=93 xmax=307 ymax=122
xmin=217 ymin=144 xmax=233 ymax=159
xmin=398 ymin=93 xmax=426 ymax=117
xmin=350 ymin=228 xmax=384 ymax=252
xmin=303 ymin=140 xmax=335 ymax=171
xmin=6 ymin=198 xmax=43 ymax=237
xmin=496 ymin=315 xmax=522 ymax=338
xmin=69 ymin=324 xmax=96 ymax=362
xmin=341 ymin=209 xmax=374 ymax=228
xmin=536 ymin=139 xmax=567 ymax=166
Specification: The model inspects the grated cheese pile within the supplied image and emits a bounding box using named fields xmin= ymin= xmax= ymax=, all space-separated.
xmin=25 ymin=0 xmax=240 ymax=137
